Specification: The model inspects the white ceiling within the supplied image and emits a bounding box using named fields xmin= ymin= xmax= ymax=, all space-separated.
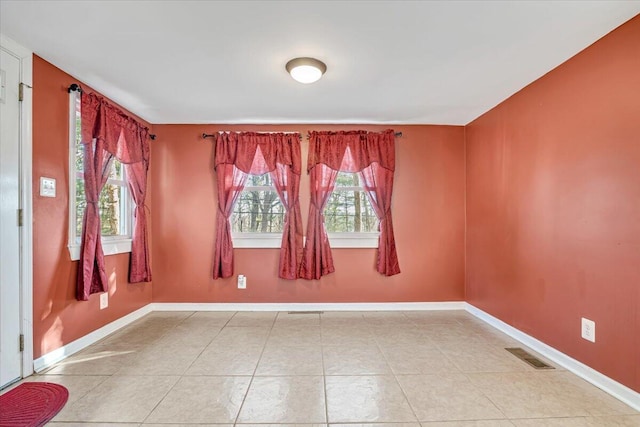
xmin=1 ymin=1 xmax=638 ymax=125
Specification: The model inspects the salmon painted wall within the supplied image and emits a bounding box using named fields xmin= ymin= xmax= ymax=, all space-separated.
xmin=465 ymin=16 xmax=640 ymax=392
xmin=32 ymin=56 xmax=153 ymax=358
xmin=151 ymin=124 xmax=465 ymax=303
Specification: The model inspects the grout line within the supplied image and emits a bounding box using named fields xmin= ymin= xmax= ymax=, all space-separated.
xmin=232 ymin=311 xmax=278 ymax=424
xmin=320 ymin=312 xmax=330 ymax=424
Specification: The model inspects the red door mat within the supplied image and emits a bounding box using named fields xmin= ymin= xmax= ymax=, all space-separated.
xmin=0 ymin=382 xmax=69 ymax=427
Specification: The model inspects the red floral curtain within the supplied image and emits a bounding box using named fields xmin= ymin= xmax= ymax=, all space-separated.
xmin=300 ymin=130 xmax=400 ymax=279
xmin=77 ymin=92 xmax=151 ymax=301
xmin=212 ymin=132 xmax=302 ymax=279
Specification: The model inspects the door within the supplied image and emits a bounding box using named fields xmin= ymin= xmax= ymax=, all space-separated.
xmin=0 ymin=48 xmax=22 ymax=388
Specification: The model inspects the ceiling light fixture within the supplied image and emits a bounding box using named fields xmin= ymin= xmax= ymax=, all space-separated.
xmin=285 ymin=57 xmax=327 ymax=84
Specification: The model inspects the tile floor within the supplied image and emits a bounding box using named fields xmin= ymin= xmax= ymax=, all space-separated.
xmin=11 ymin=310 xmax=640 ymax=426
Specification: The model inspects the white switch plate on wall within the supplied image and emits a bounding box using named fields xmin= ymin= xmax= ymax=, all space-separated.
xmin=100 ymin=292 xmax=109 ymax=310
xmin=581 ymin=317 xmax=595 ymax=342
xmin=40 ymin=177 xmax=56 ymax=197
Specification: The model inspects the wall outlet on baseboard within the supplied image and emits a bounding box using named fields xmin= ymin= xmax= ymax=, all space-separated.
xmin=237 ymin=275 xmax=247 ymax=289
xmin=581 ymin=317 xmax=595 ymax=342
xmin=100 ymin=292 xmax=109 ymax=310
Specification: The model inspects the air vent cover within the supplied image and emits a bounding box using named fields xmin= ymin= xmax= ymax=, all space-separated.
xmin=506 ymin=347 xmax=555 ymax=370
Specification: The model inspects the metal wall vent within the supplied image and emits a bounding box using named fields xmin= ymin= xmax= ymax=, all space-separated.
xmin=287 ymin=311 xmax=324 ymax=315
xmin=505 ymin=347 xmax=555 ymax=369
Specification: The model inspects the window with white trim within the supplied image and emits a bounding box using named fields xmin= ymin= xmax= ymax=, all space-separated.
xmin=231 ymin=173 xmax=285 ymax=248
xmin=324 ymin=171 xmax=379 ymax=248
xmin=68 ymin=91 xmax=133 ymax=260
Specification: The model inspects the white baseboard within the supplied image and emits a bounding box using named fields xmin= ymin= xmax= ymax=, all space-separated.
xmin=148 ymin=301 xmax=466 ymax=312
xmin=465 ymin=303 xmax=640 ymax=412
xmin=33 ymin=304 xmax=152 ymax=373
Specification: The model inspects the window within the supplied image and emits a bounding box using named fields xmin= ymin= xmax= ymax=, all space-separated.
xmin=68 ymin=91 xmax=132 ymax=260
xmin=321 ymin=171 xmax=379 ymax=248
xmin=231 ymin=173 xmax=285 ymax=248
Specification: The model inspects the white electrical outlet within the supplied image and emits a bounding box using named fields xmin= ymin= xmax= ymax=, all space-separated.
xmin=100 ymin=292 xmax=109 ymax=309
xmin=237 ymin=275 xmax=247 ymax=289
xmin=581 ymin=317 xmax=595 ymax=342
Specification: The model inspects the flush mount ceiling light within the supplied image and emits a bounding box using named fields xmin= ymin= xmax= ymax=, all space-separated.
xmin=285 ymin=57 xmax=327 ymax=84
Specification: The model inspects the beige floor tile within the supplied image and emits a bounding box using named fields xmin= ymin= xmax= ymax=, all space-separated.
xmin=239 ymin=424 xmax=327 ymax=427
xmin=42 ymin=347 xmax=138 ymax=375
xmin=331 ymin=424 xmax=421 ymax=427
xmin=153 ymin=322 xmax=222 ymax=347
xmin=320 ymin=312 xmax=367 ymax=327
xmin=323 ymin=345 xmax=392 ymax=375
xmin=420 ymin=421 xmax=515 ymax=426
xmin=511 ymin=416 xmax=640 ymax=426
xmin=23 ymin=374 xmax=108 ymax=405
xmin=437 ymin=342 xmax=531 ymax=373
xmin=325 ymin=375 xmax=417 ymax=422
xmin=54 ymin=375 xmax=179 ymax=423
xmin=114 ymin=344 xmax=202 ymax=376
xmin=256 ymin=345 xmax=323 ymax=376
xmin=228 ymin=311 xmax=278 ymax=327
xmin=267 ymin=327 xmax=322 ymax=347
xmin=237 ymin=376 xmax=326 ymax=423
xmin=213 ymin=326 xmax=271 ymax=346
xmin=321 ymin=325 xmax=377 ymax=346
xmin=144 ymin=425 xmax=230 ymax=427
xmin=145 ymin=376 xmax=251 ymax=423
xmin=373 ymin=329 xmax=434 ymax=348
xmin=48 ymin=423 xmax=140 ymax=426
xmin=381 ymin=345 xmax=460 ymax=375
xmin=467 ymin=371 xmax=636 ymax=419
xmin=143 ymin=425 xmax=231 ymax=427
xmin=396 ymin=374 xmax=505 ymax=422
xmin=186 ymin=344 xmax=263 ymax=376
xmin=275 ymin=311 xmax=321 ymax=326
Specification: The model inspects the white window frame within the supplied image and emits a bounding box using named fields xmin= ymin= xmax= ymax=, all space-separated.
xmin=67 ymin=91 xmax=132 ymax=261
xmin=231 ymin=178 xmax=283 ymax=248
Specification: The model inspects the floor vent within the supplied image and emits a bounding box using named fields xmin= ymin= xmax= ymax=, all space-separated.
xmin=505 ymin=347 xmax=555 ymax=369
xmin=287 ymin=311 xmax=324 ymax=315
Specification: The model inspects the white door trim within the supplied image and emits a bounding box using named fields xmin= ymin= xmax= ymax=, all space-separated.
xmin=0 ymin=34 xmax=34 ymax=379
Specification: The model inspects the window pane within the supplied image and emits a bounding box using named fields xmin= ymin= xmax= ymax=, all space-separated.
xmin=109 ymin=158 xmax=124 ymax=180
xmin=100 ymin=183 xmax=123 ymax=236
xmin=324 ymin=172 xmax=379 ymax=233
xmin=75 ymin=177 xmax=85 ymax=240
xmin=245 ymin=173 xmax=274 ymax=187
xmin=232 ymin=189 xmax=284 ymax=233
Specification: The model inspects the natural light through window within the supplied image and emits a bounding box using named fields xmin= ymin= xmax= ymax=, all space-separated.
xmin=231 ymin=173 xmax=284 ymax=247
xmin=324 ymin=171 xmax=379 ymax=247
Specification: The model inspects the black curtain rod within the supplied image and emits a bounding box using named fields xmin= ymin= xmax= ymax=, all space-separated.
xmin=68 ymin=83 xmax=156 ymax=140
xmin=202 ymin=132 xmax=302 ymax=140
xmin=203 ymin=131 xmax=403 ymax=140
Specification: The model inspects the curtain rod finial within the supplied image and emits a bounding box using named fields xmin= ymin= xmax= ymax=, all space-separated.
xmin=68 ymin=83 xmax=82 ymax=93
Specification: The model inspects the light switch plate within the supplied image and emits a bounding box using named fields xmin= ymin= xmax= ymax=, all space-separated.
xmin=40 ymin=177 xmax=56 ymax=197
xmin=100 ymin=292 xmax=108 ymax=310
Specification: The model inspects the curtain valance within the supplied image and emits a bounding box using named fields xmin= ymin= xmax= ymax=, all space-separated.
xmin=214 ymin=132 xmax=301 ymax=176
xmin=307 ymin=129 xmax=395 ymax=173
xmin=80 ymin=92 xmax=150 ymax=164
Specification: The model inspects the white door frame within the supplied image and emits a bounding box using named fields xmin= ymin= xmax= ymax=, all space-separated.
xmin=1 ymin=34 xmax=34 ymax=379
